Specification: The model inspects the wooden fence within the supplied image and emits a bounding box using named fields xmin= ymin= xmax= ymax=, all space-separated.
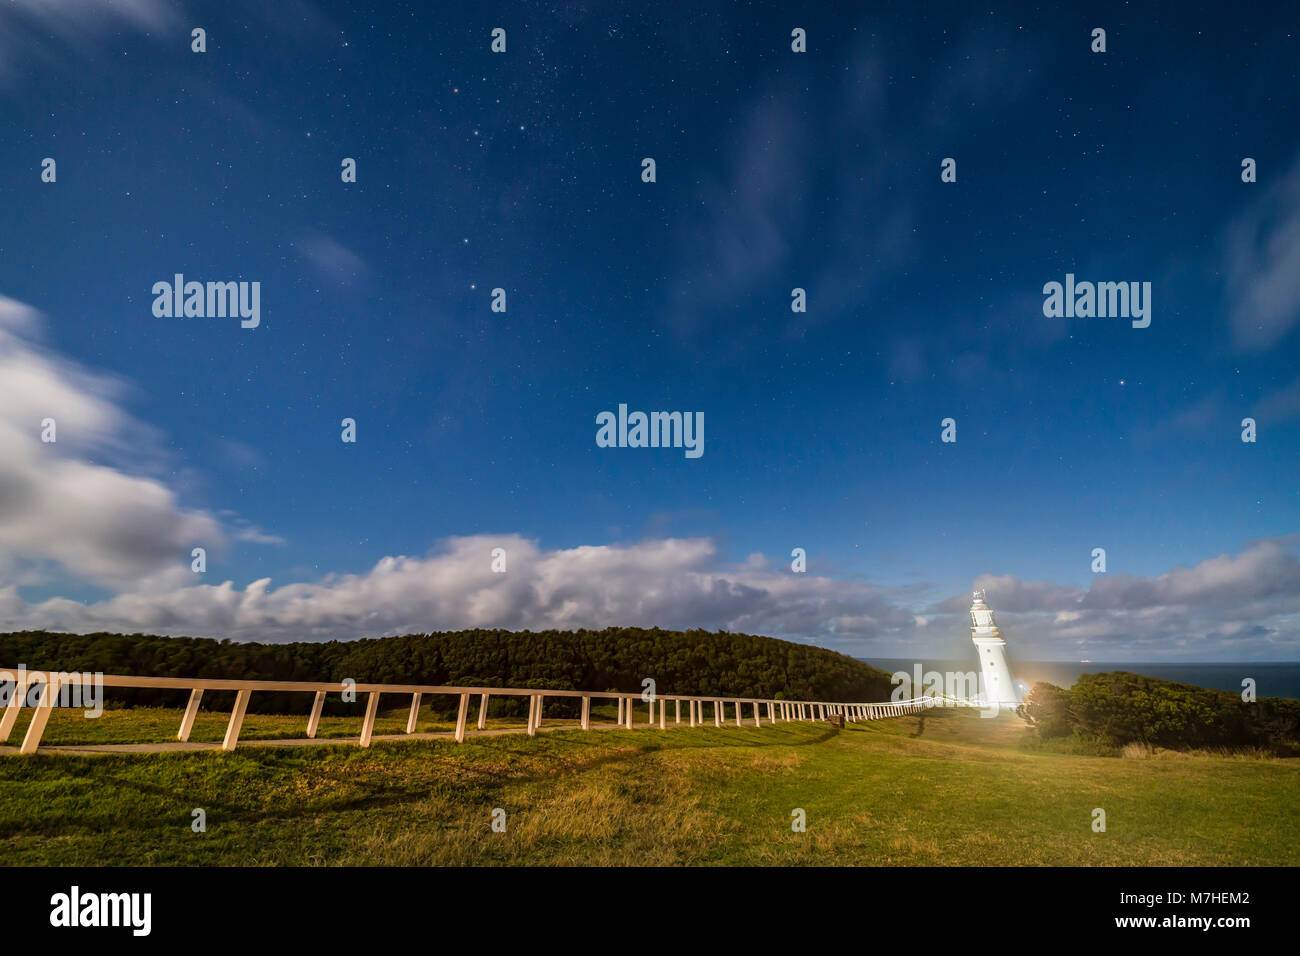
xmin=0 ymin=668 xmax=943 ymax=756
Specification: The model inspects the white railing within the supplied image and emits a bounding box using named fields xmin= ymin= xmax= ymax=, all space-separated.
xmin=0 ymin=668 xmax=953 ymax=756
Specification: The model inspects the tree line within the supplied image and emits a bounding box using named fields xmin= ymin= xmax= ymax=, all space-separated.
xmin=0 ymin=627 xmax=896 ymax=716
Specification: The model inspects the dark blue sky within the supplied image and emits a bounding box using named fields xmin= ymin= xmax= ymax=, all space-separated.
xmin=1 ymin=1 xmax=1298 ymax=660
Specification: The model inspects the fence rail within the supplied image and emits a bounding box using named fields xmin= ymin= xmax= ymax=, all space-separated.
xmin=0 ymin=667 xmax=950 ymax=756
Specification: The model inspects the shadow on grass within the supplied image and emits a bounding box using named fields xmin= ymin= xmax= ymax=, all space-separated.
xmin=2 ymin=720 xmax=846 ymax=838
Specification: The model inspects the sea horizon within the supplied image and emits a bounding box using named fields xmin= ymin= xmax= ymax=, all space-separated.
xmin=863 ymin=658 xmax=1300 ymax=700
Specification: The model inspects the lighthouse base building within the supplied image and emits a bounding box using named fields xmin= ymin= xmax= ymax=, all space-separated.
xmin=969 ymin=589 xmax=1021 ymax=709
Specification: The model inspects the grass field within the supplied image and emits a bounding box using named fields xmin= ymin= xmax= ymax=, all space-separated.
xmin=1 ymin=704 xmax=1296 ymax=865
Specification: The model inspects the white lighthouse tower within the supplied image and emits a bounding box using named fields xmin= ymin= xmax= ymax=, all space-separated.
xmin=970 ymin=589 xmax=1020 ymax=709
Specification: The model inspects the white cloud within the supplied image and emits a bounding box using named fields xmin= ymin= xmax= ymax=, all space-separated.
xmin=1225 ymin=154 xmax=1300 ymax=351
xmin=7 ymin=0 xmax=179 ymax=35
xmin=2 ymin=534 xmax=914 ymax=645
xmin=0 ymin=0 xmax=180 ymax=87
xmin=8 ymin=519 xmax=1297 ymax=660
xmin=0 ymin=296 xmax=226 ymax=592
xmin=295 ymin=232 xmax=370 ymax=284
xmin=231 ymin=525 xmax=286 ymax=546
xmin=923 ymin=538 xmax=1300 ymax=660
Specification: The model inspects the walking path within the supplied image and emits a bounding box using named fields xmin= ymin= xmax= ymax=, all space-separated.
xmin=0 ymin=715 xmax=808 ymax=756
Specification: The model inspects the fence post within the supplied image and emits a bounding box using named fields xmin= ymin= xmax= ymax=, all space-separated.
xmin=675 ymin=699 xmax=680 ymax=724
xmin=0 ymin=675 xmax=29 ymax=744
xmin=406 ymin=693 xmax=422 ymax=734
xmin=306 ymin=690 xmax=326 ymax=738
xmin=735 ymin=702 xmax=742 ymax=727
xmin=659 ymin=699 xmax=666 ymax=729
xmin=625 ymin=697 xmax=633 ymax=729
xmin=527 ymin=694 xmax=539 ymax=736
xmin=223 ymin=688 xmax=252 ymax=752
xmin=689 ymin=699 xmax=697 ymax=727
xmin=477 ymin=693 xmax=490 ymax=730
xmin=358 ymin=691 xmax=380 ymax=748
xmin=178 ymin=688 xmax=204 ymax=742
xmin=753 ymin=701 xmax=761 ymax=727
xmin=714 ymin=700 xmax=722 ymax=728
xmin=19 ymin=678 xmax=59 ymax=755
xmin=581 ymin=695 xmax=591 ymax=730
xmin=455 ymin=692 xmax=470 ymax=742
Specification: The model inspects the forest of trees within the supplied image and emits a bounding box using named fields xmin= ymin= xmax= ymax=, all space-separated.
xmin=1019 ymin=671 xmax=1300 ymax=754
xmin=0 ymin=627 xmax=896 ymax=715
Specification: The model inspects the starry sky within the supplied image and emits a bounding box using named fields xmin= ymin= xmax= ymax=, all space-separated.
xmin=1 ymin=0 xmax=1298 ymax=661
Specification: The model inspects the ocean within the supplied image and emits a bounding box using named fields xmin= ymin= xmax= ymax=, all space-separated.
xmin=863 ymin=659 xmax=1300 ymax=701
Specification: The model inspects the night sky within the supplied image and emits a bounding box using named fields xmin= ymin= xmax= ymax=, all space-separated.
xmin=2 ymin=0 xmax=1298 ymax=661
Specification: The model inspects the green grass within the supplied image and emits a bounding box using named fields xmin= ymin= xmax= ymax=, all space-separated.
xmin=3 ymin=701 xmax=543 ymax=745
xmin=1 ymin=705 xmax=1296 ymax=865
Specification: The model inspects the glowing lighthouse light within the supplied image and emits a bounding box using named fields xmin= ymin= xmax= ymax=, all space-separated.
xmin=970 ymin=589 xmax=1021 ymax=710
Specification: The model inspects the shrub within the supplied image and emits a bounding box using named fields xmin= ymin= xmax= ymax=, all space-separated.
xmin=1019 ymin=671 xmax=1300 ymax=755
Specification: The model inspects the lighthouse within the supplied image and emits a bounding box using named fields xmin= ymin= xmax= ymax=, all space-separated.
xmin=970 ymin=589 xmax=1020 ymax=709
